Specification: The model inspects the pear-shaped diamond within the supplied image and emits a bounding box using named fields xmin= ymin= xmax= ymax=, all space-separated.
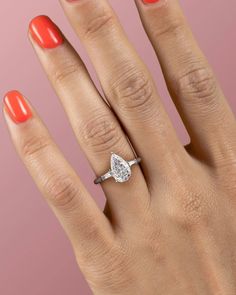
xmin=111 ymin=153 xmax=131 ymax=183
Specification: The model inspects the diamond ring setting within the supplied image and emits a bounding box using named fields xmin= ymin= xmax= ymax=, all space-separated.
xmin=94 ymin=153 xmax=141 ymax=184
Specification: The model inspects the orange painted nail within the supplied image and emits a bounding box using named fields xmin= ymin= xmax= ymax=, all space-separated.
xmin=29 ymin=15 xmax=63 ymax=49
xmin=142 ymin=0 xmax=160 ymax=3
xmin=4 ymin=91 xmax=32 ymax=124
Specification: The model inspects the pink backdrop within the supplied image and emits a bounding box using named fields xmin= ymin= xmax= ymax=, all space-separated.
xmin=0 ymin=1 xmax=235 ymax=294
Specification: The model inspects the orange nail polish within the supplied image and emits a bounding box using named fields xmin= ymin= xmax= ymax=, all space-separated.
xmin=4 ymin=91 xmax=32 ymax=124
xmin=29 ymin=15 xmax=63 ymax=49
xmin=142 ymin=0 xmax=160 ymax=3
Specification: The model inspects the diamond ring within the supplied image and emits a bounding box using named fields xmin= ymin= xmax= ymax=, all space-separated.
xmin=94 ymin=153 xmax=141 ymax=184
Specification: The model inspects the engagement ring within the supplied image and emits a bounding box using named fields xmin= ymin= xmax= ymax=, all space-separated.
xmin=94 ymin=153 xmax=141 ymax=184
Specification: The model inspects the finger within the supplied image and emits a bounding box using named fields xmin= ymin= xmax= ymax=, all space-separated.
xmin=3 ymin=90 xmax=113 ymax=260
xmin=135 ymin=0 xmax=236 ymax=165
xmin=28 ymin=16 xmax=150 ymax=224
xmin=59 ymin=0 xmax=186 ymax=178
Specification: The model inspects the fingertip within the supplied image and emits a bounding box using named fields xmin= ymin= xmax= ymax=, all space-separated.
xmin=3 ymin=90 xmax=33 ymax=124
xmin=29 ymin=15 xmax=64 ymax=49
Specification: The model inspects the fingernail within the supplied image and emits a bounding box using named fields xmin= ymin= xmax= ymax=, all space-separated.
xmin=29 ymin=15 xmax=63 ymax=49
xmin=4 ymin=91 xmax=32 ymax=124
xmin=142 ymin=0 xmax=160 ymax=3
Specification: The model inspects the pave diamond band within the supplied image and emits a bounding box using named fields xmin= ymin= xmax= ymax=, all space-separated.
xmin=94 ymin=153 xmax=141 ymax=184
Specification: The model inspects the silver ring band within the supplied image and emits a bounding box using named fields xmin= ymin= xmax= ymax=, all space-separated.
xmin=94 ymin=153 xmax=141 ymax=184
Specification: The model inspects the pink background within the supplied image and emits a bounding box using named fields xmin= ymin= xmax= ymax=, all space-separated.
xmin=0 ymin=1 xmax=235 ymax=294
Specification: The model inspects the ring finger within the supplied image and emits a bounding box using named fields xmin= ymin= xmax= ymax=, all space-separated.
xmin=29 ymin=16 xmax=149 ymax=225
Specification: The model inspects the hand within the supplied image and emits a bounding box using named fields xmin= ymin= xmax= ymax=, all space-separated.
xmin=3 ymin=0 xmax=236 ymax=294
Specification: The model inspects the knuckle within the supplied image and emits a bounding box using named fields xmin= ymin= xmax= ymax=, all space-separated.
xmin=52 ymin=62 xmax=81 ymax=85
xmin=79 ymin=114 xmax=122 ymax=153
xmin=43 ymin=174 xmax=79 ymax=210
xmin=167 ymin=193 xmax=204 ymax=231
xmin=153 ymin=18 xmax=185 ymax=39
xmin=165 ymin=173 xmax=209 ymax=231
xmin=179 ymin=192 xmax=203 ymax=226
xmin=175 ymin=66 xmax=218 ymax=107
xmin=82 ymin=11 xmax=115 ymax=39
xmin=111 ymin=68 xmax=155 ymax=115
xmin=21 ymin=135 xmax=50 ymax=159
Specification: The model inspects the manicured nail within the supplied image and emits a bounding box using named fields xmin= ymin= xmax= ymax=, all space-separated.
xmin=142 ymin=0 xmax=160 ymax=3
xmin=4 ymin=91 xmax=32 ymax=124
xmin=29 ymin=15 xmax=63 ymax=49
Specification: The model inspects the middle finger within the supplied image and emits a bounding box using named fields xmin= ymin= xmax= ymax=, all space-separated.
xmin=60 ymin=0 xmax=186 ymax=180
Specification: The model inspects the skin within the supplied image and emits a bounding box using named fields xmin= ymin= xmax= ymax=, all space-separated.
xmin=4 ymin=0 xmax=236 ymax=294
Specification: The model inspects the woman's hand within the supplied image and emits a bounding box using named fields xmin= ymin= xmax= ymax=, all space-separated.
xmin=3 ymin=0 xmax=236 ymax=294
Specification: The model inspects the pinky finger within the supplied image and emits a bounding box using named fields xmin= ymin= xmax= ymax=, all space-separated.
xmin=3 ymin=90 xmax=113 ymax=259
